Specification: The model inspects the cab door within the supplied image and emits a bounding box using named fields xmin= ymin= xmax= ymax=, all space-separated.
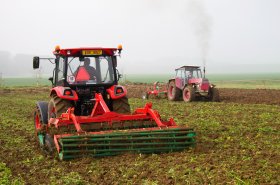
xmin=55 ymin=57 xmax=66 ymax=87
xmin=175 ymin=69 xmax=184 ymax=90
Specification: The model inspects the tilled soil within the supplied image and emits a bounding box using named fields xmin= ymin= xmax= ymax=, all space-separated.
xmin=125 ymin=83 xmax=280 ymax=105
xmin=1 ymin=85 xmax=280 ymax=105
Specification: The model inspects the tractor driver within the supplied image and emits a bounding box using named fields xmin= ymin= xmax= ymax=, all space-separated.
xmin=187 ymin=70 xmax=193 ymax=79
xmin=83 ymin=58 xmax=101 ymax=82
xmin=73 ymin=58 xmax=101 ymax=82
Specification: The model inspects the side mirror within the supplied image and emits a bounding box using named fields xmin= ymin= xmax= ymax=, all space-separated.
xmin=118 ymin=73 xmax=123 ymax=79
xmin=33 ymin=56 xmax=40 ymax=69
xmin=116 ymin=69 xmax=122 ymax=81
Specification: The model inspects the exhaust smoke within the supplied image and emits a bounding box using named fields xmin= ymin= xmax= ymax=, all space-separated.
xmin=187 ymin=0 xmax=212 ymax=71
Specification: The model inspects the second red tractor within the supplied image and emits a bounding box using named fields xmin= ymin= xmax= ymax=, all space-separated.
xmin=167 ymin=66 xmax=220 ymax=102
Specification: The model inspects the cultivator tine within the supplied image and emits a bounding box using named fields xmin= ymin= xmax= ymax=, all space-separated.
xmin=56 ymin=128 xmax=196 ymax=160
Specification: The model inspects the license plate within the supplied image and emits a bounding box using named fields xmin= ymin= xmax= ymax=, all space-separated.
xmin=82 ymin=50 xmax=102 ymax=55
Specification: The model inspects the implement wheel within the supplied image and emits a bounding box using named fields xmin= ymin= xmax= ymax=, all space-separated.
xmin=48 ymin=95 xmax=73 ymax=119
xmin=43 ymin=134 xmax=55 ymax=157
xmin=183 ymin=86 xmax=195 ymax=102
xmin=168 ymin=81 xmax=180 ymax=101
xmin=113 ymin=96 xmax=131 ymax=114
xmin=34 ymin=108 xmax=45 ymax=148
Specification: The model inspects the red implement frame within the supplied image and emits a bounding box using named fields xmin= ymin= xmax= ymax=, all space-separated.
xmin=143 ymin=81 xmax=167 ymax=99
xmin=49 ymin=93 xmax=178 ymax=153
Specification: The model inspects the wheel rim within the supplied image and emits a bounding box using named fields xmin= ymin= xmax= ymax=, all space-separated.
xmin=34 ymin=111 xmax=44 ymax=147
xmin=35 ymin=113 xmax=41 ymax=130
xmin=184 ymin=89 xmax=190 ymax=101
xmin=169 ymin=86 xmax=174 ymax=98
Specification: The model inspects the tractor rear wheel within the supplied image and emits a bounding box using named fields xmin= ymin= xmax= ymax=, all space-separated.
xmin=168 ymin=81 xmax=181 ymax=101
xmin=183 ymin=86 xmax=195 ymax=102
xmin=113 ymin=96 xmax=131 ymax=114
xmin=210 ymin=87 xmax=220 ymax=102
xmin=48 ymin=95 xmax=73 ymax=119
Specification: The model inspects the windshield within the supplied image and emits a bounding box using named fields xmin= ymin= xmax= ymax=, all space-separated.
xmin=185 ymin=68 xmax=202 ymax=79
xmin=66 ymin=56 xmax=115 ymax=85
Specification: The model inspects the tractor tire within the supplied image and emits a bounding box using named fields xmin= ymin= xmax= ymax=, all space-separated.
xmin=167 ymin=81 xmax=181 ymax=101
xmin=183 ymin=86 xmax=195 ymax=102
xmin=113 ymin=96 xmax=131 ymax=114
xmin=210 ymin=87 xmax=220 ymax=102
xmin=34 ymin=107 xmax=45 ymax=148
xmin=48 ymin=95 xmax=73 ymax=119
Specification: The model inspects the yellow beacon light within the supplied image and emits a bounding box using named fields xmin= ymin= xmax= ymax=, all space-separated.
xmin=117 ymin=44 xmax=123 ymax=55
xmin=117 ymin=44 xmax=123 ymax=51
xmin=55 ymin=45 xmax=60 ymax=51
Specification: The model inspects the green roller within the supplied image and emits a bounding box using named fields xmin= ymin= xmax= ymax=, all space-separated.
xmin=57 ymin=128 xmax=196 ymax=160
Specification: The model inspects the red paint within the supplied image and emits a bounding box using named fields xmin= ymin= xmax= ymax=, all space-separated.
xmin=54 ymin=47 xmax=118 ymax=57
xmin=50 ymin=87 xmax=78 ymax=101
xmin=49 ymin=92 xmax=182 ymax=153
xmin=146 ymin=81 xmax=167 ymax=97
xmin=200 ymin=79 xmax=210 ymax=91
xmin=106 ymin=85 xmax=127 ymax=99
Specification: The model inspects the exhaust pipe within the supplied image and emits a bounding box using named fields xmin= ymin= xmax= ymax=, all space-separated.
xmin=203 ymin=66 xmax=206 ymax=78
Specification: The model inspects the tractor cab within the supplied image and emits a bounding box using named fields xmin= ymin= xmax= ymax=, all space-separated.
xmin=59 ymin=55 xmax=115 ymax=86
xmin=175 ymin=66 xmax=204 ymax=89
xmin=175 ymin=66 xmax=202 ymax=79
xmin=42 ymin=46 xmax=122 ymax=87
xmin=168 ymin=65 xmax=219 ymax=102
xmin=33 ymin=46 xmax=123 ymax=88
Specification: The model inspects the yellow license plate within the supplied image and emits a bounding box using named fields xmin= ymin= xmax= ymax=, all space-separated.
xmin=82 ymin=50 xmax=102 ymax=55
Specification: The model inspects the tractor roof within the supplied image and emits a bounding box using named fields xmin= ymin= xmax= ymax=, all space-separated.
xmin=176 ymin=66 xmax=200 ymax=70
xmin=53 ymin=47 xmax=118 ymax=57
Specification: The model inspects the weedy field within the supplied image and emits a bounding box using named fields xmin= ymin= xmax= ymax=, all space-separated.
xmin=0 ymin=86 xmax=279 ymax=184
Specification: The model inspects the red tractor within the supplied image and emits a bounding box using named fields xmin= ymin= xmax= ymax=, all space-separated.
xmin=33 ymin=46 xmax=196 ymax=160
xmin=167 ymin=66 xmax=220 ymax=102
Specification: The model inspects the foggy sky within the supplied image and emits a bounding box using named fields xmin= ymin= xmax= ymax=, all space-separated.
xmin=0 ymin=0 xmax=280 ymax=77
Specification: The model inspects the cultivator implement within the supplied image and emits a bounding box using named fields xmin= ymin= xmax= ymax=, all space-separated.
xmin=47 ymin=94 xmax=196 ymax=160
xmin=56 ymin=128 xmax=195 ymax=160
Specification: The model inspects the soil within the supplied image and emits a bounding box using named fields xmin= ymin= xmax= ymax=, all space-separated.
xmin=125 ymin=83 xmax=280 ymax=105
xmin=0 ymin=85 xmax=279 ymax=184
xmin=2 ymin=84 xmax=280 ymax=105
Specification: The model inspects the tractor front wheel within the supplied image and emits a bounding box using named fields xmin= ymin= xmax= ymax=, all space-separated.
xmin=167 ymin=81 xmax=181 ymax=101
xmin=113 ymin=96 xmax=131 ymax=114
xmin=183 ymin=86 xmax=195 ymax=102
xmin=34 ymin=108 xmax=45 ymax=148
